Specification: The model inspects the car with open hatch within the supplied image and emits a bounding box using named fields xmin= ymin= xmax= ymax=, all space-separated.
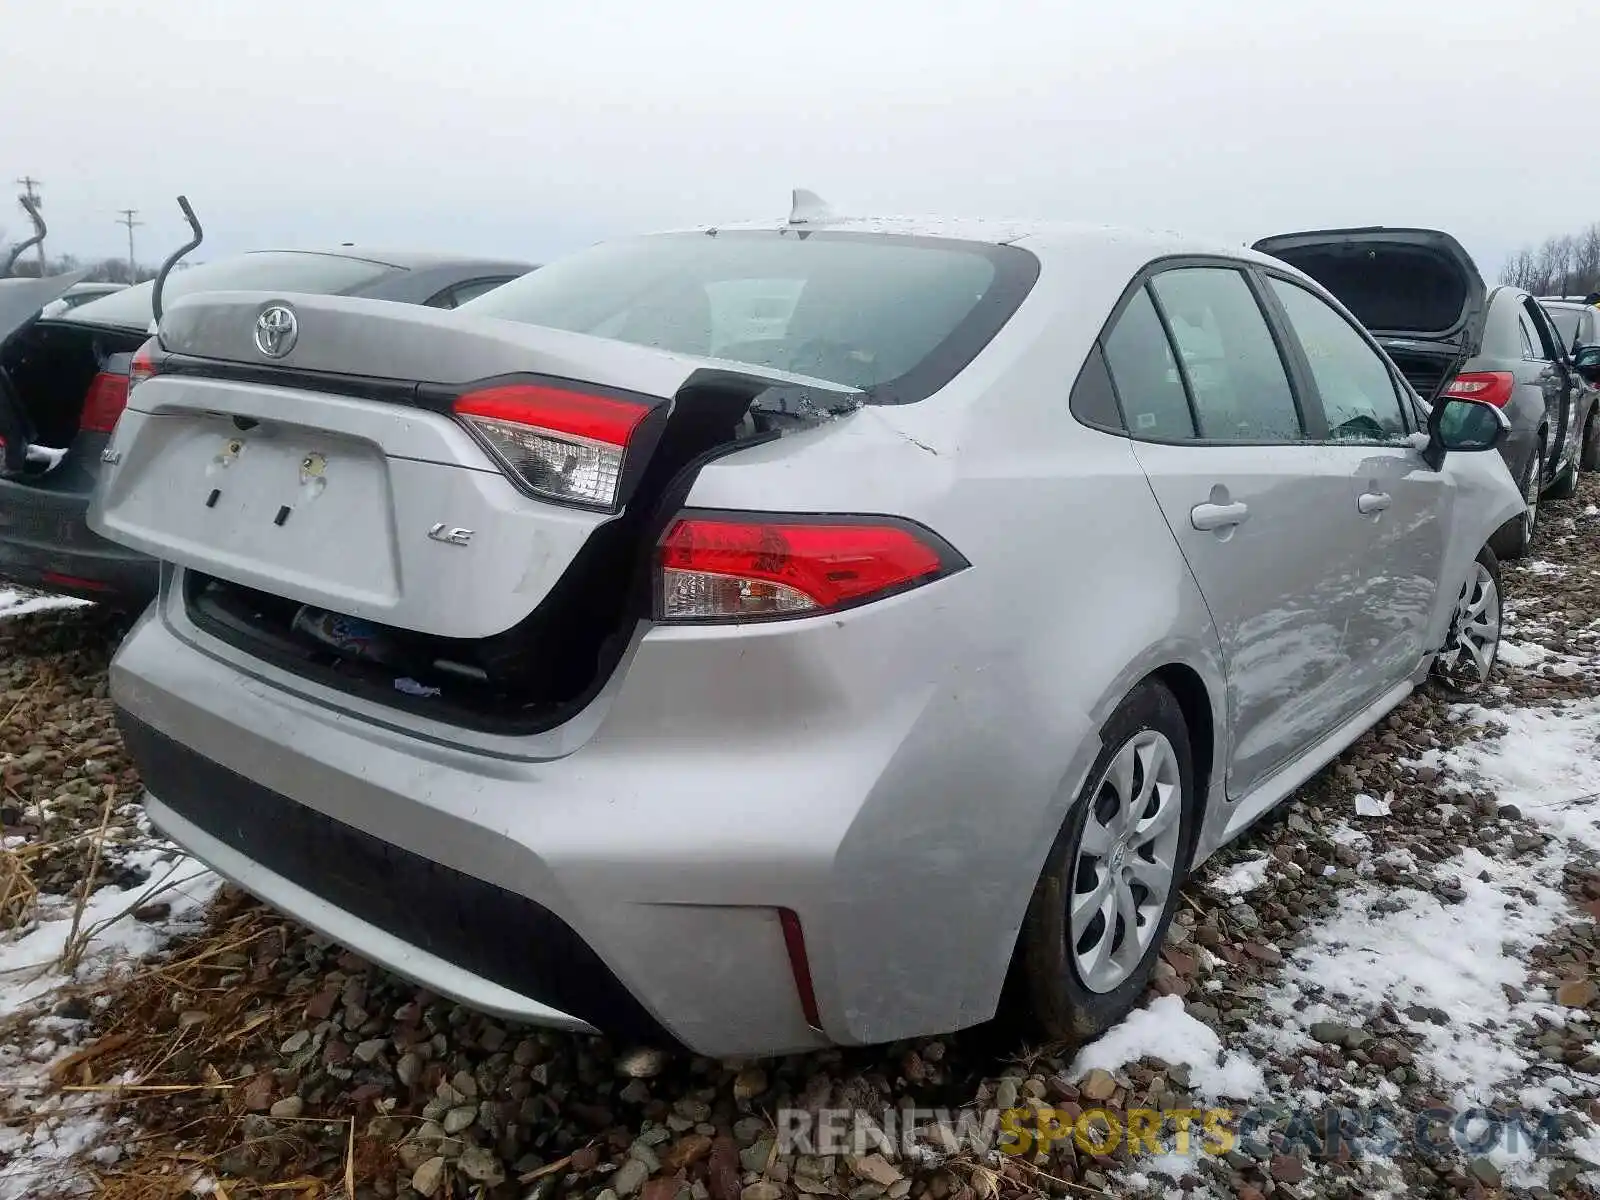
xmin=1255 ymin=227 xmax=1587 ymax=559
xmin=0 ymin=241 xmax=532 ymax=604
xmin=90 ymin=199 xmax=1522 ymax=1058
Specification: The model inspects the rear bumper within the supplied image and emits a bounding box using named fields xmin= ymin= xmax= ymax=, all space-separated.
xmin=108 ymin=565 xmax=1099 ymax=1056
xmin=120 ymin=712 xmax=629 ymax=1040
xmin=0 ymin=477 xmax=156 ymax=603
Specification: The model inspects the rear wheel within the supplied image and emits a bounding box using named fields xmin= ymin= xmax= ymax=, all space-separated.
xmin=1431 ymin=546 xmax=1502 ymax=694
xmin=1491 ymin=439 xmax=1543 ymax=560
xmin=1019 ymin=680 xmax=1194 ymax=1042
xmin=1583 ymin=409 xmax=1600 ymax=472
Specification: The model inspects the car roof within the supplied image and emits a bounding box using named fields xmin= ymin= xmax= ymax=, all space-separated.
xmin=663 ymin=213 xmax=1282 ymax=270
xmin=1539 ymin=299 xmax=1594 ymax=311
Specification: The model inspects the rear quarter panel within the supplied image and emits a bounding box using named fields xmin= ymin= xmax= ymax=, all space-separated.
xmin=677 ymin=253 xmax=1229 ymax=1041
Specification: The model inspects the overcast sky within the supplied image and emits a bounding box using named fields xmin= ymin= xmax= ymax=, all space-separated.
xmin=3 ymin=0 xmax=1592 ymax=277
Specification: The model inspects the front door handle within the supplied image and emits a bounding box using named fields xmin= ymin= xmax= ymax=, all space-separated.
xmin=1357 ymin=491 xmax=1392 ymax=515
xmin=1190 ymin=501 xmax=1249 ymax=531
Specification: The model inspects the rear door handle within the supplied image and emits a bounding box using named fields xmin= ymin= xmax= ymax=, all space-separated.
xmin=1357 ymin=491 xmax=1392 ymax=515
xmin=1190 ymin=501 xmax=1249 ymax=531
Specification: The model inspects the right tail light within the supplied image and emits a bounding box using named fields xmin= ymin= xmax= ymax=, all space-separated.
xmin=656 ymin=512 xmax=967 ymax=623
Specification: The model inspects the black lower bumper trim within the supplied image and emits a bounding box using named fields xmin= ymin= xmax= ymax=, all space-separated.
xmin=116 ymin=710 xmax=668 ymax=1043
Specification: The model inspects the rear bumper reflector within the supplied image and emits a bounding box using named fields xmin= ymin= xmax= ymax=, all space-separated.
xmin=778 ymin=907 xmax=823 ymax=1031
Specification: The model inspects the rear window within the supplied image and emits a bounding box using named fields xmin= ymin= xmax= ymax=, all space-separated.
xmin=461 ymin=230 xmax=1039 ymax=404
xmin=62 ymin=251 xmax=402 ymax=331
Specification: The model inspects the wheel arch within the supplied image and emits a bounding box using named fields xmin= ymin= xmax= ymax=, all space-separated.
xmin=1149 ymin=661 xmax=1217 ymax=864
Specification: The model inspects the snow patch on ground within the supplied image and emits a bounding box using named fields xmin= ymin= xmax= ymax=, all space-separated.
xmin=1496 ymin=639 xmax=1552 ymax=670
xmin=0 ymin=591 xmax=90 ymax=620
xmin=1071 ymin=995 xmax=1265 ymax=1101
xmin=0 ymin=836 xmax=219 ymax=1198
xmin=1442 ymin=701 xmax=1600 ymax=849
xmin=1260 ymin=843 xmax=1569 ymax=1106
xmin=0 ymin=845 xmax=219 ymax=1019
xmin=1206 ymin=854 xmax=1271 ymax=897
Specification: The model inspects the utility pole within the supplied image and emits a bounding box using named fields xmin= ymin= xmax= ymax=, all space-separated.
xmin=115 ymin=209 xmax=142 ymax=281
xmin=14 ymin=177 xmax=44 ymax=274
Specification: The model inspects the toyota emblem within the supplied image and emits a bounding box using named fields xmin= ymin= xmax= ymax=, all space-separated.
xmin=254 ymin=305 xmax=299 ymax=358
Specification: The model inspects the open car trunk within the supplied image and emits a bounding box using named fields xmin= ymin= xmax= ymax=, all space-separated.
xmin=0 ymin=273 xmax=147 ymax=478
xmin=1253 ymin=227 xmax=1487 ymax=404
xmin=90 ymin=290 xmax=863 ymax=733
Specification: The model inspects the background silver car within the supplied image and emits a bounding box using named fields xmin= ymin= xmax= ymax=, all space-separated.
xmin=90 ymin=214 xmax=1521 ymax=1057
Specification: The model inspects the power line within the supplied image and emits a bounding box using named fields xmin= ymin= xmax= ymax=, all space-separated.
xmin=115 ymin=209 xmax=142 ymax=280
xmin=14 ymin=177 xmax=43 ymax=274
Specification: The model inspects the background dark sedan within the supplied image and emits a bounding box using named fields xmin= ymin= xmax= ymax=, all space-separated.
xmin=0 ymin=248 xmax=533 ymax=604
xmin=1255 ymin=228 xmax=1585 ymax=560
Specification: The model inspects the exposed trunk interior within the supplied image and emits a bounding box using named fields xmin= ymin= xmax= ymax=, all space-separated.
xmin=182 ymin=375 xmax=838 ymax=734
xmin=1273 ymin=246 xmax=1468 ymax=336
xmin=1 ymin=320 xmax=145 ymax=449
xmin=1383 ymin=344 xmax=1461 ymax=405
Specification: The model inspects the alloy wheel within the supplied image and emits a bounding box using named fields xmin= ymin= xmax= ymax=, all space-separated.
xmin=1436 ymin=560 xmax=1501 ymax=689
xmin=1069 ymin=730 xmax=1182 ymax=994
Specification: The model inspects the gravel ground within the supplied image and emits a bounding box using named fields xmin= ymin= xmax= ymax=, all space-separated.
xmin=0 ymin=485 xmax=1597 ymax=1200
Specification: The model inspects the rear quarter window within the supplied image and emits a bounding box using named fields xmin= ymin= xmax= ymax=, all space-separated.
xmin=463 ymin=231 xmax=1039 ymax=405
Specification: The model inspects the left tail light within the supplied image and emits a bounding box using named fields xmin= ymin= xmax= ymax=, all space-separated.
xmin=453 ymin=383 xmax=658 ymax=510
xmin=656 ymin=512 xmax=967 ymax=623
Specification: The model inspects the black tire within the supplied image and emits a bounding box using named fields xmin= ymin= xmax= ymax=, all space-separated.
xmin=1490 ymin=439 xmax=1544 ymax=560
xmin=1431 ymin=545 xmax=1503 ymax=695
xmin=1018 ymin=680 xmax=1195 ymax=1043
xmin=1583 ymin=410 xmax=1600 ymax=472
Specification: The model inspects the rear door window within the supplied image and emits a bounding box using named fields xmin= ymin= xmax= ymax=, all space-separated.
xmin=1150 ymin=267 xmax=1305 ymax=442
xmin=1101 ymin=287 xmax=1194 ymax=439
xmin=461 ymin=231 xmax=1038 ymax=405
xmin=1268 ymin=277 xmax=1409 ymax=442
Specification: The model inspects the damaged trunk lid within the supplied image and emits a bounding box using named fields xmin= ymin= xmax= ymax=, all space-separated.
xmin=1253 ymin=227 xmax=1486 ymax=403
xmin=89 ymin=290 xmax=860 ymax=646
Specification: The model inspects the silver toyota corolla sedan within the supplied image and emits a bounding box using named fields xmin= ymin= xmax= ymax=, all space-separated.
xmin=89 ymin=206 xmax=1522 ymax=1058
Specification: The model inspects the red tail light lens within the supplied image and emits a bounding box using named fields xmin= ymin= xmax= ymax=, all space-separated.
xmin=454 ymin=384 xmax=655 ymax=510
xmin=1442 ymin=371 xmax=1514 ymax=408
xmin=79 ymin=372 xmax=130 ymax=435
xmin=657 ymin=513 xmax=965 ymax=623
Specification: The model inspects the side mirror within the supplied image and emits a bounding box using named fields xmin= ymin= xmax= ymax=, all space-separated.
xmin=1574 ymin=345 xmax=1600 ymax=383
xmin=1420 ymin=397 xmax=1509 ymax=469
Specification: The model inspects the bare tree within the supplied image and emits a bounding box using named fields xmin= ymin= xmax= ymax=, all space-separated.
xmin=1505 ymin=222 xmax=1600 ymax=297
xmin=1502 ymin=247 xmax=1536 ymax=289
